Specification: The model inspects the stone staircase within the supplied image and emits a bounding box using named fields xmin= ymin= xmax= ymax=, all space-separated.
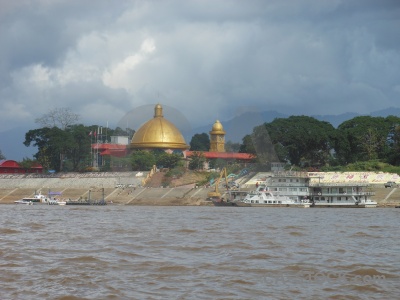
xmin=145 ymin=171 xmax=165 ymax=188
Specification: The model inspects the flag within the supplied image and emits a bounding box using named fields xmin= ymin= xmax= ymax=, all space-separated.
xmin=89 ymin=131 xmax=92 ymax=136
xmin=94 ymin=131 xmax=97 ymax=137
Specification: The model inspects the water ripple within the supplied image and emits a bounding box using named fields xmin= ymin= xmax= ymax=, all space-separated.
xmin=0 ymin=206 xmax=398 ymax=299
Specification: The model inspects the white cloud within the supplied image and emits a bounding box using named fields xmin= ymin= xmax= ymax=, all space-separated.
xmin=102 ymin=38 xmax=156 ymax=91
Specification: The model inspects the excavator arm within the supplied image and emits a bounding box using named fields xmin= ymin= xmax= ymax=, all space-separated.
xmin=207 ymin=168 xmax=228 ymax=199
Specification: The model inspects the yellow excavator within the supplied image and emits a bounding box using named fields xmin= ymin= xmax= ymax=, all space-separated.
xmin=207 ymin=168 xmax=229 ymax=199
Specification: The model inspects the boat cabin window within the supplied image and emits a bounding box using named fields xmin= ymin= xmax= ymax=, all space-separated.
xmin=268 ymin=201 xmax=272 ymax=203
xmin=255 ymin=200 xmax=259 ymax=203
xmin=273 ymin=201 xmax=276 ymax=204
xmin=278 ymin=201 xmax=282 ymax=204
xmin=314 ymin=188 xmax=322 ymax=194
xmin=321 ymin=197 xmax=325 ymax=200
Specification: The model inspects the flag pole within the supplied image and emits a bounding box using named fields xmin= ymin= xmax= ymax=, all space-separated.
xmin=106 ymin=121 xmax=108 ymax=143
xmin=97 ymin=126 xmax=99 ymax=169
xmin=91 ymin=131 xmax=93 ymax=167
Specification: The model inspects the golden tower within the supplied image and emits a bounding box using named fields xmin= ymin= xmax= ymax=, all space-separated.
xmin=209 ymin=120 xmax=226 ymax=152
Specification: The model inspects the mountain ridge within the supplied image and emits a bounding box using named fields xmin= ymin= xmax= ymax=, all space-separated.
xmin=193 ymin=107 xmax=400 ymax=143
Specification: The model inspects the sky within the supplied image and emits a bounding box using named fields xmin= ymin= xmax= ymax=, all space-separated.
xmin=1 ymin=0 xmax=400 ymax=156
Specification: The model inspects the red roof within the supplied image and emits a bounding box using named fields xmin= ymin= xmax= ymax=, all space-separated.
xmin=186 ymin=151 xmax=254 ymax=160
xmin=0 ymin=160 xmax=43 ymax=173
xmin=92 ymin=144 xmax=128 ymax=157
xmin=92 ymin=144 xmax=127 ymax=150
xmin=0 ymin=160 xmax=20 ymax=167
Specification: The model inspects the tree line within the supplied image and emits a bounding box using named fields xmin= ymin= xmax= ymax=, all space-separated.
xmin=237 ymin=115 xmax=400 ymax=169
xmin=2 ymin=107 xmax=400 ymax=172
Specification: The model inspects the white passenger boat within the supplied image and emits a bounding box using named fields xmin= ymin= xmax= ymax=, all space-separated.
xmin=251 ymin=171 xmax=378 ymax=208
xmin=309 ymin=183 xmax=377 ymax=208
xmin=239 ymin=186 xmax=310 ymax=207
xmin=24 ymin=192 xmax=49 ymax=202
xmin=14 ymin=191 xmax=66 ymax=205
xmin=14 ymin=192 xmax=49 ymax=204
xmin=14 ymin=199 xmax=34 ymax=205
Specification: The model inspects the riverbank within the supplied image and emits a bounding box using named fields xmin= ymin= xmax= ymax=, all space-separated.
xmin=1 ymin=172 xmax=399 ymax=206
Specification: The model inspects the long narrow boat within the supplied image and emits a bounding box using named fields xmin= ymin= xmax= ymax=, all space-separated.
xmin=211 ymin=198 xmax=239 ymax=207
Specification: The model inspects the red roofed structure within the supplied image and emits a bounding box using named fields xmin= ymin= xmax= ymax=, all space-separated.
xmin=185 ymin=151 xmax=254 ymax=160
xmin=0 ymin=160 xmax=44 ymax=174
xmin=92 ymin=144 xmax=129 ymax=158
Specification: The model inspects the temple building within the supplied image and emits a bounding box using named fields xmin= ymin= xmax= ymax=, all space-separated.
xmin=185 ymin=119 xmax=254 ymax=168
xmin=92 ymin=103 xmax=254 ymax=169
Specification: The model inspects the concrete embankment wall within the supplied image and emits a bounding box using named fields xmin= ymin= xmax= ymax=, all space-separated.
xmin=0 ymin=172 xmax=143 ymax=189
xmin=0 ymin=172 xmax=214 ymax=205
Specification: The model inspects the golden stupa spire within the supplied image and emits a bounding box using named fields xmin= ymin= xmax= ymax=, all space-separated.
xmin=154 ymin=103 xmax=163 ymax=118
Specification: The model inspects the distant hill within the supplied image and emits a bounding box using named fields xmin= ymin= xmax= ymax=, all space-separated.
xmin=192 ymin=107 xmax=400 ymax=143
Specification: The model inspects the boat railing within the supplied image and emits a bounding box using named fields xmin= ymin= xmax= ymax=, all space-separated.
xmin=310 ymin=182 xmax=370 ymax=187
xmin=311 ymin=191 xmax=375 ymax=196
xmin=272 ymin=171 xmax=309 ymax=178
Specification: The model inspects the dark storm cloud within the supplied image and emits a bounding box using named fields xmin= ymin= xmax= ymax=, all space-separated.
xmin=0 ymin=0 xmax=399 ymax=134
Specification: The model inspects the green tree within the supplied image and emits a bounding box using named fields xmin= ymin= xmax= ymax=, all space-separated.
xmin=335 ymin=116 xmax=400 ymax=164
xmin=225 ymin=141 xmax=240 ymax=152
xmin=24 ymin=107 xmax=83 ymax=171
xmin=24 ymin=127 xmax=61 ymax=171
xmin=190 ymin=133 xmax=210 ymax=151
xmin=67 ymin=125 xmax=92 ymax=171
xmin=130 ymin=150 xmax=156 ymax=170
xmin=18 ymin=157 xmax=35 ymax=170
xmin=387 ymin=122 xmax=400 ymax=165
xmin=24 ymin=125 xmax=92 ymax=172
xmin=265 ymin=116 xmax=336 ymax=167
xmin=156 ymin=152 xmax=182 ymax=169
xmin=0 ymin=149 xmax=5 ymax=160
xmin=188 ymin=151 xmax=206 ymax=170
xmin=239 ymin=135 xmax=256 ymax=154
xmin=209 ymin=158 xmax=227 ymax=170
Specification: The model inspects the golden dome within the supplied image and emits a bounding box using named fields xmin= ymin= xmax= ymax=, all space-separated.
xmin=210 ymin=120 xmax=226 ymax=135
xmin=130 ymin=104 xmax=189 ymax=150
